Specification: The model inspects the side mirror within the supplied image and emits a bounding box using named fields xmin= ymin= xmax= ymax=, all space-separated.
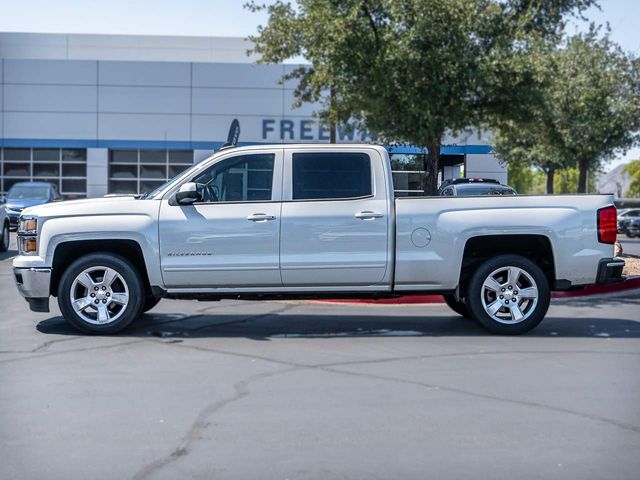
xmin=175 ymin=182 xmax=202 ymax=205
xmin=0 ymin=195 xmax=5 ymax=205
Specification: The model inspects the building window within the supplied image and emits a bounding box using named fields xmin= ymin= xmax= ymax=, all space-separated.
xmin=108 ymin=149 xmax=193 ymax=195
xmin=390 ymin=153 xmax=425 ymax=197
xmin=390 ymin=153 xmax=464 ymax=196
xmin=0 ymin=148 xmax=87 ymax=199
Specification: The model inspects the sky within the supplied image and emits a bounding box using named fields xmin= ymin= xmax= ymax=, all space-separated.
xmin=0 ymin=0 xmax=638 ymax=171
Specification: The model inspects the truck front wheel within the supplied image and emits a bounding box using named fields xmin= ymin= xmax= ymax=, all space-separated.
xmin=57 ymin=253 xmax=144 ymax=334
xmin=142 ymin=295 xmax=161 ymax=313
xmin=466 ymin=254 xmax=550 ymax=335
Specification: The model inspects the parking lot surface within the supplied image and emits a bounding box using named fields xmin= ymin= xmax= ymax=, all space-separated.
xmin=1 ymin=239 xmax=640 ymax=480
xmin=620 ymin=235 xmax=640 ymax=256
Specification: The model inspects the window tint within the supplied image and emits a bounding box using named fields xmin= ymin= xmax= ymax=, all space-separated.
xmin=193 ymin=153 xmax=274 ymax=202
xmin=456 ymin=185 xmax=516 ymax=196
xmin=292 ymin=152 xmax=371 ymax=200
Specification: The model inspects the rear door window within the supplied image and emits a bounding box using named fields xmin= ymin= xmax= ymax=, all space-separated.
xmin=292 ymin=152 xmax=372 ymax=200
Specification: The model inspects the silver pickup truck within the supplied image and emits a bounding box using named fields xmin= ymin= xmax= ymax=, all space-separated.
xmin=13 ymin=144 xmax=623 ymax=335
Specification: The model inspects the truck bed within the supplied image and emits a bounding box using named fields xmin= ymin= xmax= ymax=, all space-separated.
xmin=393 ymin=194 xmax=615 ymax=291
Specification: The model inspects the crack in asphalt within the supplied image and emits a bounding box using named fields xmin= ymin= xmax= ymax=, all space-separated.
xmin=184 ymin=303 xmax=298 ymax=333
xmin=129 ymin=339 xmax=640 ymax=479
xmin=169 ymin=342 xmax=640 ymax=435
xmin=133 ymin=302 xmax=298 ymax=336
xmin=0 ymin=303 xmax=296 ymax=361
xmin=319 ymin=366 xmax=640 ymax=435
xmin=2 ymin=300 xmax=638 ymax=478
xmin=31 ymin=335 xmax=86 ymax=353
xmin=0 ymin=340 xmax=146 ymax=365
xmin=131 ymin=365 xmax=301 ymax=480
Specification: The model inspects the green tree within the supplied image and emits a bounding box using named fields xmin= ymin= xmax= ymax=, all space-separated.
xmin=624 ymin=159 xmax=640 ymax=197
xmin=548 ymin=31 xmax=640 ymax=193
xmin=494 ymin=115 xmax=571 ymax=193
xmin=494 ymin=29 xmax=640 ymax=193
xmin=247 ymin=0 xmax=596 ymax=194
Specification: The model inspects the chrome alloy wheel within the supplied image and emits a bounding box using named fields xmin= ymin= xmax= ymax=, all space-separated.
xmin=480 ymin=266 xmax=539 ymax=325
xmin=69 ymin=266 xmax=129 ymax=325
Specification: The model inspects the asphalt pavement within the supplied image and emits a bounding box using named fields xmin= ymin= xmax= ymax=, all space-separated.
xmin=619 ymin=235 xmax=640 ymax=257
xmin=1 ymin=237 xmax=640 ymax=480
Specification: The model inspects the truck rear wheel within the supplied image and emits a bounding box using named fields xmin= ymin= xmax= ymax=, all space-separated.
xmin=466 ymin=254 xmax=550 ymax=335
xmin=57 ymin=253 xmax=144 ymax=334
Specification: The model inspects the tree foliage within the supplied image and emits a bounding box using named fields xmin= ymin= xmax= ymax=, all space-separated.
xmin=624 ymin=159 xmax=640 ymax=197
xmin=247 ymin=0 xmax=597 ymax=194
xmin=495 ymin=28 xmax=640 ymax=193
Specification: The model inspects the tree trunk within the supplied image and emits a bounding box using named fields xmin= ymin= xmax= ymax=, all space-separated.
xmin=546 ymin=166 xmax=555 ymax=194
xmin=577 ymin=158 xmax=588 ymax=193
xmin=424 ymin=138 xmax=441 ymax=196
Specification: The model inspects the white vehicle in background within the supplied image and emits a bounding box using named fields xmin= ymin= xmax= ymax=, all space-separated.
xmin=0 ymin=200 xmax=9 ymax=252
xmin=13 ymin=144 xmax=624 ymax=335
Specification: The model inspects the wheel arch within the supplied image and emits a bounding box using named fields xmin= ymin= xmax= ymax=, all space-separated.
xmin=50 ymin=239 xmax=151 ymax=297
xmin=458 ymin=234 xmax=556 ymax=296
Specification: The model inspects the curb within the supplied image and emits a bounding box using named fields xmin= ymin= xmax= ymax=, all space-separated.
xmin=551 ymin=276 xmax=640 ymax=298
xmin=317 ymin=276 xmax=640 ymax=305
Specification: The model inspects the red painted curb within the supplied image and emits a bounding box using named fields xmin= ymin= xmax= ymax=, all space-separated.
xmin=317 ymin=276 xmax=640 ymax=305
xmin=550 ymin=276 xmax=640 ymax=298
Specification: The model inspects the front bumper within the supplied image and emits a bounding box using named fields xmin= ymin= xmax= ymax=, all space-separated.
xmin=14 ymin=267 xmax=51 ymax=312
xmin=596 ymin=258 xmax=625 ymax=285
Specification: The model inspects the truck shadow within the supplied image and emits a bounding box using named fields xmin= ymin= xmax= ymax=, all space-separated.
xmin=0 ymin=248 xmax=18 ymax=261
xmin=36 ymin=311 xmax=640 ymax=339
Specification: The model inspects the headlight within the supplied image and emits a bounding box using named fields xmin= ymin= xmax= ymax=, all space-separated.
xmin=18 ymin=216 xmax=38 ymax=255
xmin=18 ymin=236 xmax=38 ymax=255
xmin=19 ymin=217 xmax=37 ymax=235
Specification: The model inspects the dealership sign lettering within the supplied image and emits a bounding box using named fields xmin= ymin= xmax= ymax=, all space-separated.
xmin=261 ymin=119 xmax=371 ymax=142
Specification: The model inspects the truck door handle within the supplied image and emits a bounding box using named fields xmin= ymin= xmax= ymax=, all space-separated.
xmin=354 ymin=211 xmax=384 ymax=220
xmin=247 ymin=213 xmax=276 ymax=222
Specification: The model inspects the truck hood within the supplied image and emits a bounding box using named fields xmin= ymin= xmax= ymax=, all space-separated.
xmin=22 ymin=195 xmax=155 ymax=219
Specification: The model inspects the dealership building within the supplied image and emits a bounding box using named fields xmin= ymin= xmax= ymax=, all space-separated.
xmin=0 ymin=32 xmax=505 ymax=199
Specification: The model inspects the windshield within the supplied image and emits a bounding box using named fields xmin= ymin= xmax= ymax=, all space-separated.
xmin=7 ymin=185 xmax=50 ymax=200
xmin=142 ymin=158 xmax=212 ymax=199
xmin=457 ymin=186 xmax=517 ymax=196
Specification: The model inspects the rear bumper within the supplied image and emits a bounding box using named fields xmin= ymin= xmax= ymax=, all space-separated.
xmin=13 ymin=267 xmax=51 ymax=312
xmin=596 ymin=258 xmax=625 ymax=285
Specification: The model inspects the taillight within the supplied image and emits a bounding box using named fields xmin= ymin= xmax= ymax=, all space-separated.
xmin=597 ymin=206 xmax=617 ymax=244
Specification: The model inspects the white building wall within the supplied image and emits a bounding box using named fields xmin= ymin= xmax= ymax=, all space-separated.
xmin=0 ymin=32 xmax=259 ymax=64
xmin=86 ymin=148 xmax=108 ymax=198
xmin=465 ymin=154 xmax=507 ymax=184
xmin=194 ymin=149 xmax=215 ymax=163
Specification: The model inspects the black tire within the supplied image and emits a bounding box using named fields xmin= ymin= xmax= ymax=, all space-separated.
xmin=443 ymin=294 xmax=469 ymax=318
xmin=466 ymin=254 xmax=550 ymax=335
xmin=57 ymin=253 xmax=144 ymax=334
xmin=142 ymin=295 xmax=161 ymax=313
xmin=0 ymin=221 xmax=9 ymax=252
